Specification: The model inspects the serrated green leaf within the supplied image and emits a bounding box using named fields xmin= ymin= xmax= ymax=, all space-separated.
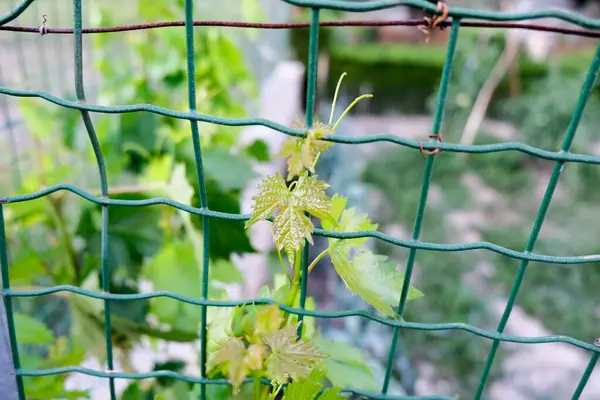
xmin=325 ymin=196 xmax=422 ymax=317
xmin=246 ymin=173 xmax=332 ymax=263
xmin=245 ymin=174 xmax=290 ymax=228
xmin=329 ymin=249 xmax=423 ymax=317
xmin=324 ymin=195 xmax=378 ymax=248
xmin=273 ymin=206 xmax=314 ymax=262
xmin=263 ymin=323 xmax=327 ymax=381
xmin=14 ymin=313 xmax=53 ymax=344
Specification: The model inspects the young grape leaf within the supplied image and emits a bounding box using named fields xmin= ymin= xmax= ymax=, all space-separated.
xmin=213 ymin=338 xmax=250 ymax=392
xmin=325 ymin=195 xmax=423 ymax=317
xmin=322 ymin=195 xmax=378 ymax=249
xmin=278 ymin=121 xmax=334 ymax=179
xmin=263 ymin=323 xmax=328 ymax=382
xmin=245 ymin=173 xmax=332 ymax=263
xmin=330 ymin=248 xmax=423 ymax=317
xmin=254 ymin=304 xmax=284 ymax=337
xmin=245 ymin=343 xmax=267 ymax=370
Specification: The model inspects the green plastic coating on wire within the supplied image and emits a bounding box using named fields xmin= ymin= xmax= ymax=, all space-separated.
xmin=1 ymin=0 xmax=600 ymax=399
xmin=5 ymin=184 xmax=600 ymax=264
xmin=73 ymin=1 xmax=117 ymax=399
xmin=3 ymin=86 xmax=600 ymax=165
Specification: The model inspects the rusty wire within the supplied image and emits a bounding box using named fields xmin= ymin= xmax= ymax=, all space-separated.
xmin=0 ymin=18 xmax=599 ymax=38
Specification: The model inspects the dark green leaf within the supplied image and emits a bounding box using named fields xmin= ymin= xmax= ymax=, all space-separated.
xmin=245 ymin=139 xmax=270 ymax=162
xmin=200 ymin=179 xmax=256 ymax=259
xmin=77 ymin=193 xmax=163 ymax=279
xmin=119 ymin=383 xmax=145 ymax=400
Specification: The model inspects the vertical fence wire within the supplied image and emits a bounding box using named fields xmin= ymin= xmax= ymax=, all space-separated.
xmin=72 ymin=1 xmax=117 ymax=398
xmin=182 ymin=1 xmax=212 ymax=398
xmin=572 ymin=353 xmax=600 ymax=400
xmin=381 ymin=18 xmax=461 ymax=395
xmin=298 ymin=7 xmax=321 ymax=339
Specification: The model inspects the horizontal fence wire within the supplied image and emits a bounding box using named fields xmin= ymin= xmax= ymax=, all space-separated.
xmin=1 ymin=0 xmax=600 ymax=399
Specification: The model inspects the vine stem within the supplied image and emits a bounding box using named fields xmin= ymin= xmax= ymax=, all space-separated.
xmin=269 ymin=223 xmax=292 ymax=283
xmin=253 ymin=376 xmax=262 ymax=400
xmin=308 ymin=248 xmax=328 ymax=274
xmin=332 ymin=94 xmax=372 ymax=131
xmin=328 ymin=72 xmax=347 ymax=125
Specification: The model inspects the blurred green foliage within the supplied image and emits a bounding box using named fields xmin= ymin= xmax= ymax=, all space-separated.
xmin=8 ymin=0 xmax=268 ymax=398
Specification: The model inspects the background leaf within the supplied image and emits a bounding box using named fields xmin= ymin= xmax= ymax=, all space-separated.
xmin=14 ymin=313 xmax=53 ymax=344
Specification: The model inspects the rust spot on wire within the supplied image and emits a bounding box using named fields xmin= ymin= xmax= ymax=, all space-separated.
xmin=418 ymin=1 xmax=449 ymax=43
xmin=1 ymin=19 xmax=600 ymax=38
xmin=419 ymin=134 xmax=444 ymax=160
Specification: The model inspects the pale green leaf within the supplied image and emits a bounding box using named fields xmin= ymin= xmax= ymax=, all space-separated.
xmin=245 ymin=173 xmax=289 ymax=228
xmin=326 ymin=196 xmax=422 ymax=317
xmin=292 ymin=174 xmax=333 ymax=222
xmin=277 ymin=122 xmax=334 ymax=179
xmin=214 ymin=337 xmax=249 ymax=392
xmin=245 ymin=343 xmax=266 ymax=370
xmin=273 ymin=205 xmax=314 ymax=262
xmin=14 ymin=313 xmax=53 ymax=344
xmin=246 ymin=173 xmax=332 ymax=263
xmin=322 ymin=194 xmax=347 ymax=231
xmin=254 ymin=305 xmax=284 ymax=337
xmin=330 ymin=248 xmax=422 ymax=317
xmin=325 ymin=195 xmax=378 ymax=248
xmin=166 ymin=163 xmax=194 ymax=206
xmin=263 ymin=323 xmax=327 ymax=381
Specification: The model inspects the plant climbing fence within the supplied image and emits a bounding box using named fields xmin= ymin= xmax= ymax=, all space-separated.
xmin=1 ymin=0 xmax=600 ymax=399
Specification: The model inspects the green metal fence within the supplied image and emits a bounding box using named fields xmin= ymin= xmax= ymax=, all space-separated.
xmin=1 ymin=0 xmax=600 ymax=399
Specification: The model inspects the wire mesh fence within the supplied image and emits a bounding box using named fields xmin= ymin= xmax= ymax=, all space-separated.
xmin=1 ymin=0 xmax=600 ymax=399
